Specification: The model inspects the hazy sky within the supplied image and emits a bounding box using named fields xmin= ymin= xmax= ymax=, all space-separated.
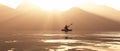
xmin=0 ymin=0 xmax=120 ymax=11
xmin=0 ymin=0 xmax=120 ymax=22
xmin=1 ymin=0 xmax=120 ymax=22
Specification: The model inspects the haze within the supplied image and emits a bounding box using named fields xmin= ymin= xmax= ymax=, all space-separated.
xmin=0 ymin=0 xmax=120 ymax=31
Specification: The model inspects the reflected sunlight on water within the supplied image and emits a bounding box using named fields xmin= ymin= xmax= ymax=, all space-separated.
xmin=0 ymin=31 xmax=120 ymax=51
xmin=41 ymin=39 xmax=79 ymax=43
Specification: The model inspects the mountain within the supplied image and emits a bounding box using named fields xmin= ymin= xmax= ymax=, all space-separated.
xmin=63 ymin=7 xmax=120 ymax=31
xmin=0 ymin=0 xmax=56 ymax=31
xmin=79 ymin=2 xmax=120 ymax=22
xmin=0 ymin=1 xmax=120 ymax=31
xmin=0 ymin=3 xmax=20 ymax=24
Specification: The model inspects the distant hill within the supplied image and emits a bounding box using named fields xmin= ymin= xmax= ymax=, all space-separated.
xmin=0 ymin=3 xmax=20 ymax=24
xmin=0 ymin=1 xmax=120 ymax=31
xmin=63 ymin=7 xmax=120 ymax=31
xmin=79 ymin=2 xmax=120 ymax=22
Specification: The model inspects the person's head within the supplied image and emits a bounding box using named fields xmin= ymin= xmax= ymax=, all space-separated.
xmin=65 ymin=25 xmax=68 ymax=26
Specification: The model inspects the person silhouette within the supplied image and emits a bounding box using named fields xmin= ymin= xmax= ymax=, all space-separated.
xmin=64 ymin=24 xmax=72 ymax=32
xmin=61 ymin=24 xmax=72 ymax=32
xmin=64 ymin=25 xmax=69 ymax=31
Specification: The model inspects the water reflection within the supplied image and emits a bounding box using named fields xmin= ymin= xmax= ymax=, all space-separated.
xmin=41 ymin=39 xmax=79 ymax=43
xmin=5 ymin=40 xmax=17 ymax=43
xmin=0 ymin=32 xmax=120 ymax=51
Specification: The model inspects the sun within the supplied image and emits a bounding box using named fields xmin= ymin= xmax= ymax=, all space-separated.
xmin=29 ymin=0 xmax=86 ymax=11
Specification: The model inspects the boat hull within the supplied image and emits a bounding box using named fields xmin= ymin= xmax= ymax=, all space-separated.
xmin=61 ymin=29 xmax=72 ymax=32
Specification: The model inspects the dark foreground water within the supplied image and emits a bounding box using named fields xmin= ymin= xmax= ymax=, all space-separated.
xmin=0 ymin=31 xmax=120 ymax=51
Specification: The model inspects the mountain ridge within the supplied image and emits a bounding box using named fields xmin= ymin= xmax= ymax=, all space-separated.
xmin=0 ymin=1 xmax=120 ymax=31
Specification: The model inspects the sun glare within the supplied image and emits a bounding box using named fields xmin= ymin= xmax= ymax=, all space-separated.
xmin=0 ymin=0 xmax=23 ymax=9
xmin=0 ymin=0 xmax=120 ymax=11
xmin=29 ymin=0 xmax=86 ymax=11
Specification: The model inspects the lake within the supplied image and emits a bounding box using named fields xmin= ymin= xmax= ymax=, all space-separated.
xmin=0 ymin=31 xmax=120 ymax=51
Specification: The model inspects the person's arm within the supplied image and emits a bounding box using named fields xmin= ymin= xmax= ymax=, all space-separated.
xmin=68 ymin=24 xmax=72 ymax=27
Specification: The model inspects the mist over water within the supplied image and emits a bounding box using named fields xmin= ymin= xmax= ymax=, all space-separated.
xmin=0 ymin=31 xmax=120 ymax=51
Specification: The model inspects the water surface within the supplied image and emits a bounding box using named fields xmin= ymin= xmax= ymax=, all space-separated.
xmin=0 ymin=31 xmax=120 ymax=51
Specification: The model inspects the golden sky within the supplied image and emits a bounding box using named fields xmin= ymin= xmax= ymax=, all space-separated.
xmin=0 ymin=0 xmax=120 ymax=22
xmin=0 ymin=0 xmax=120 ymax=11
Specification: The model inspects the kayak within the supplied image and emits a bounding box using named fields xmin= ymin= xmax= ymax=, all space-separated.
xmin=61 ymin=29 xmax=72 ymax=32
